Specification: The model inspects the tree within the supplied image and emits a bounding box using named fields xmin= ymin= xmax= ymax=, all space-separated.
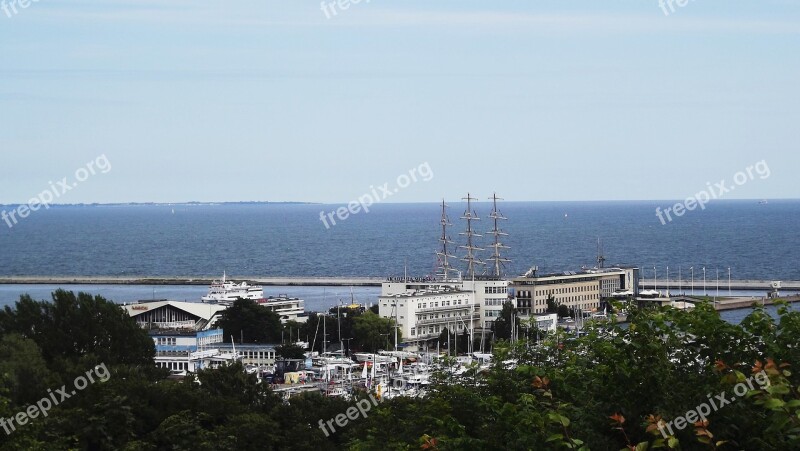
xmin=353 ymin=311 xmax=400 ymax=352
xmin=275 ymin=343 xmax=306 ymax=359
xmin=492 ymin=301 xmax=518 ymax=340
xmin=0 ymin=290 xmax=155 ymax=374
xmin=546 ymin=294 xmax=558 ymax=314
xmin=557 ymin=304 xmax=570 ymax=319
xmin=216 ymin=299 xmax=282 ymax=343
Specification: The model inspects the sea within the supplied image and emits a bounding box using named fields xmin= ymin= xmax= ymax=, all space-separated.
xmin=1 ymin=200 xmax=798 ymax=313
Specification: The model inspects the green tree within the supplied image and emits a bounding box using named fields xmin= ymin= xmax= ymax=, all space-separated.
xmin=353 ymin=311 xmax=400 ymax=352
xmin=492 ymin=301 xmax=518 ymax=340
xmin=546 ymin=294 xmax=558 ymax=314
xmin=216 ymin=299 xmax=282 ymax=343
xmin=0 ymin=291 xmax=155 ymax=375
xmin=275 ymin=343 xmax=306 ymax=359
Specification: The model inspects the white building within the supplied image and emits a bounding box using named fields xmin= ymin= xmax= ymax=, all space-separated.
xmin=379 ymin=277 xmax=513 ymax=341
xmin=378 ymin=285 xmax=479 ymax=346
xmin=122 ymin=300 xmax=228 ymax=330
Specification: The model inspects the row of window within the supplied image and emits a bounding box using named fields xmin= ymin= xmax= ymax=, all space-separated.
xmin=155 ymin=337 xmax=177 ymax=346
xmin=483 ymin=298 xmax=506 ymax=306
xmin=411 ymin=323 xmax=467 ymax=336
xmin=240 ymin=351 xmax=275 ymax=360
xmin=484 ymin=286 xmax=508 ymax=294
xmin=157 ymin=361 xmax=188 ymax=371
xmin=418 ymin=310 xmax=470 ymax=321
xmin=419 ymin=299 xmax=467 ymax=309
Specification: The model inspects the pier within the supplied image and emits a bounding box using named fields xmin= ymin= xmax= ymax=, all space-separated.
xmin=2 ymin=277 xmax=800 ymax=290
xmin=639 ymin=279 xmax=800 ymax=292
xmin=0 ymin=276 xmax=385 ymax=287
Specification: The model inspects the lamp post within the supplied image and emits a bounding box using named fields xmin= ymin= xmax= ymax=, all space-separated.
xmin=703 ymin=267 xmax=706 ymax=296
xmin=679 ymin=267 xmax=682 ymax=295
xmin=654 ymin=266 xmax=657 ymax=293
xmin=690 ymin=267 xmax=694 ymax=295
xmin=716 ymin=268 xmax=720 ymax=298
xmin=728 ymin=267 xmax=732 ymax=296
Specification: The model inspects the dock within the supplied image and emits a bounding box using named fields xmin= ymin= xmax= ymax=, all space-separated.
xmin=639 ymin=279 xmax=800 ymax=292
xmin=0 ymin=276 xmax=385 ymax=287
xmin=1 ymin=277 xmax=799 ymax=290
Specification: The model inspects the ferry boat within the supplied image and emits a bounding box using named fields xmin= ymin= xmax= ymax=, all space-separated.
xmin=201 ymin=272 xmax=264 ymax=304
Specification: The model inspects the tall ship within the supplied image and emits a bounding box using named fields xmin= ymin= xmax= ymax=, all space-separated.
xmin=201 ymin=272 xmax=264 ymax=304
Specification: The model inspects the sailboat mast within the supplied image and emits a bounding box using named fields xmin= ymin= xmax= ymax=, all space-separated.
xmin=436 ymin=200 xmax=457 ymax=281
xmin=460 ymin=193 xmax=485 ymax=279
xmin=487 ymin=193 xmax=510 ymax=278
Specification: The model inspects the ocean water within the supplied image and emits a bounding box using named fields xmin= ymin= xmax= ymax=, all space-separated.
xmin=0 ymin=200 xmax=798 ymax=282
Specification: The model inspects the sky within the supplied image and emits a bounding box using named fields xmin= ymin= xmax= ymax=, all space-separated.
xmin=1 ymin=0 xmax=798 ymax=204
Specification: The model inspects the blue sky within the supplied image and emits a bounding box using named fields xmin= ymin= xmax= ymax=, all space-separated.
xmin=1 ymin=0 xmax=798 ymax=203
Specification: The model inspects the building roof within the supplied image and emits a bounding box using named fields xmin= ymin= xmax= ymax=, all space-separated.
xmin=122 ymin=300 xmax=227 ymax=321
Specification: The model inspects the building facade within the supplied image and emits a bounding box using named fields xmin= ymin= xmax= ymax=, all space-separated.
xmin=378 ymin=285 xmax=479 ymax=346
xmin=510 ymin=267 xmax=640 ymax=316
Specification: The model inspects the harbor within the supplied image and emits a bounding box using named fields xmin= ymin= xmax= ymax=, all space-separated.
xmin=3 ymin=276 xmax=799 ymax=291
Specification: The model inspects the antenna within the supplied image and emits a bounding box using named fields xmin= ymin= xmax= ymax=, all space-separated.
xmin=596 ymin=237 xmax=606 ymax=269
xmin=459 ymin=193 xmax=485 ymax=279
xmin=436 ymin=199 xmax=458 ymax=281
xmin=486 ymin=193 xmax=511 ymax=278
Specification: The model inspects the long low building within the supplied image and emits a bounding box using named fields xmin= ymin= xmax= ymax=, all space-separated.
xmin=510 ymin=267 xmax=640 ymax=316
xmin=122 ymin=300 xmax=228 ymax=330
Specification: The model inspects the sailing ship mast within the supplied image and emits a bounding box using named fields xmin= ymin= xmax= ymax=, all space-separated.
xmin=436 ymin=199 xmax=458 ymax=281
xmin=486 ymin=193 xmax=510 ymax=278
xmin=459 ymin=193 xmax=485 ymax=279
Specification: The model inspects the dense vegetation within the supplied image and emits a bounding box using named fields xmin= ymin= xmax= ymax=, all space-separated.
xmin=1 ymin=290 xmax=798 ymax=450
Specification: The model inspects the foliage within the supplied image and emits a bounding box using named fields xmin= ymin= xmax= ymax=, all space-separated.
xmin=216 ymin=298 xmax=282 ymax=343
xmin=276 ymin=343 xmax=307 ymax=359
xmin=2 ymin=292 xmax=800 ymax=450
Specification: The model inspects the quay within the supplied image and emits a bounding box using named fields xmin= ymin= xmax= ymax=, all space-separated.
xmin=639 ymin=279 xmax=800 ymax=292
xmin=0 ymin=276 xmax=385 ymax=287
xmin=2 ymin=277 xmax=799 ymax=291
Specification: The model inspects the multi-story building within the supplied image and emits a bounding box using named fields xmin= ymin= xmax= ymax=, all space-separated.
xmin=510 ymin=267 xmax=639 ymax=316
xmin=122 ymin=301 xmax=239 ymax=373
xmin=378 ymin=284 xmax=480 ymax=346
xmin=460 ymin=278 xmax=511 ymax=329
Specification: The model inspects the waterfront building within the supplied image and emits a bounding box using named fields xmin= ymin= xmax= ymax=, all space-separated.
xmin=510 ymin=267 xmax=640 ymax=315
xmin=378 ymin=284 xmax=479 ymax=346
xmin=150 ymin=329 xmax=236 ymax=373
xmin=122 ymin=300 xmax=227 ymax=330
xmin=257 ymin=295 xmax=307 ymax=323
